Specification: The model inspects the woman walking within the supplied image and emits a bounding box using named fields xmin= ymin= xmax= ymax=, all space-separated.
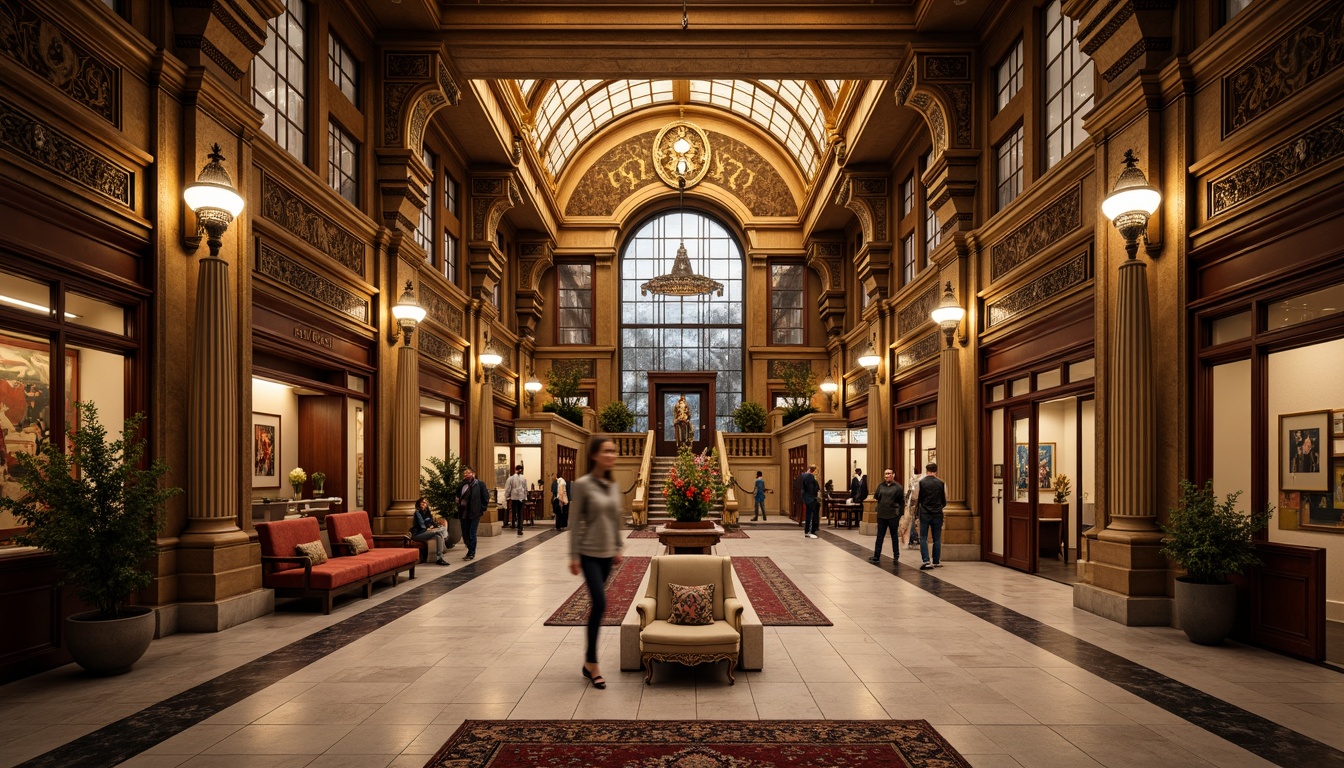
xmin=568 ymin=435 xmax=624 ymax=689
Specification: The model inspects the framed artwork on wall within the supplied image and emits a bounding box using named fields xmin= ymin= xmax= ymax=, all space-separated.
xmin=1014 ymin=442 xmax=1057 ymax=491
xmin=1 ymin=333 xmax=78 ymax=504
xmin=1300 ymin=491 xmax=1343 ymax=531
xmin=925 ymin=448 xmax=937 ymax=466
xmin=251 ymin=412 xmax=280 ymax=489
xmin=1280 ymin=410 xmax=1330 ymax=491
xmin=1333 ymin=410 xmax=1344 ymax=437
xmin=993 ymin=463 xmax=1004 ymax=483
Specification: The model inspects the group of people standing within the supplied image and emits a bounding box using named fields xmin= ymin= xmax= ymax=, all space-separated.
xmin=796 ymin=462 xmax=947 ymax=570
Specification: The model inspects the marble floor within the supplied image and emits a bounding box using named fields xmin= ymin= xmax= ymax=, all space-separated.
xmin=2 ymin=526 xmax=1342 ymax=768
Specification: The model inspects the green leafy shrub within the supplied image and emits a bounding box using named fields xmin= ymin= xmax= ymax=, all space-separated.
xmin=1160 ymin=480 xmax=1272 ymax=584
xmin=543 ymin=365 xmax=585 ymax=426
xmin=778 ymin=361 xmax=818 ymax=425
xmin=731 ymin=401 xmax=768 ymax=433
xmin=597 ymin=400 xmax=636 ymax=433
xmin=420 ymin=454 xmax=464 ymax=519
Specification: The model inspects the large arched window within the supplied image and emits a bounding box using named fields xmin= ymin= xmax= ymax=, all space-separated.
xmin=620 ymin=210 xmax=744 ymax=432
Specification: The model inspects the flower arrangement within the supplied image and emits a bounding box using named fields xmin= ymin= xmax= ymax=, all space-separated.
xmin=310 ymin=471 xmax=326 ymax=493
xmin=1053 ymin=474 xmax=1071 ymax=504
xmin=662 ymin=446 xmax=729 ymax=522
xmin=288 ymin=467 xmax=307 ymax=485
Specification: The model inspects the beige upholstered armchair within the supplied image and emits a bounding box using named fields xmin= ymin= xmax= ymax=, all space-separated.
xmin=635 ymin=555 xmax=744 ymax=684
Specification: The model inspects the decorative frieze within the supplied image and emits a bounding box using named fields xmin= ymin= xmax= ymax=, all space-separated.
xmin=420 ymin=285 xmax=465 ymax=336
xmin=1209 ymin=110 xmax=1344 ymax=216
xmin=848 ymin=371 xmax=872 ymax=398
xmin=1224 ymin=3 xmax=1344 ymax=135
xmin=419 ymin=330 xmax=464 ymax=370
xmin=385 ymin=53 xmax=430 ymax=78
xmin=552 ymin=358 xmax=596 ymax=379
xmin=896 ymin=332 xmax=941 ymax=371
xmin=0 ymin=1 xmax=118 ymax=124
xmin=986 ymin=251 xmax=1092 ymax=328
xmin=490 ymin=373 xmax=514 ymax=399
xmin=260 ymin=174 xmax=365 ymax=277
xmin=990 ymin=184 xmax=1082 ymax=281
xmin=0 ymin=98 xmax=130 ymax=205
xmin=897 ymin=284 xmax=938 ymax=338
xmin=923 ymin=55 xmax=969 ymax=80
xmin=381 ymin=82 xmax=417 ymax=146
xmin=256 ymin=244 xmax=370 ymax=324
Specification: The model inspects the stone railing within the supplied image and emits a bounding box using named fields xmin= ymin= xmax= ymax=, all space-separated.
xmin=722 ymin=433 xmax=774 ymax=459
xmin=604 ymin=432 xmax=647 ymax=458
xmin=630 ymin=430 xmax=654 ymax=527
xmin=716 ymin=431 xmax=739 ymax=526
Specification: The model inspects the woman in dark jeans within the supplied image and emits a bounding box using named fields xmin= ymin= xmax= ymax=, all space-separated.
xmin=567 ymin=435 xmax=624 ymax=689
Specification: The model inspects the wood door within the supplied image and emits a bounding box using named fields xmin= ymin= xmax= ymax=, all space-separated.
xmin=298 ymin=395 xmax=346 ymax=514
xmin=649 ymin=373 xmax=716 ymax=456
xmin=1004 ymin=406 xmax=1036 ymax=572
xmin=788 ymin=445 xmax=808 ymax=523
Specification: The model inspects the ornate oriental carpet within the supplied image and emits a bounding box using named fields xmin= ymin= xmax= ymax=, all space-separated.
xmin=543 ymin=557 xmax=650 ymax=626
xmin=423 ymin=719 xmax=971 ymax=767
xmin=628 ymin=529 xmax=750 ymax=538
xmin=732 ymin=556 xmax=832 ymax=626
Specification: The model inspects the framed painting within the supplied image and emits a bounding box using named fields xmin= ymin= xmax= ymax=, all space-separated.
xmin=1 ymin=333 xmax=78 ymax=504
xmin=1280 ymin=410 xmax=1330 ymax=491
xmin=1299 ymin=491 xmax=1344 ymax=531
xmin=251 ymin=412 xmax=280 ymax=489
xmin=925 ymin=448 xmax=937 ymax=466
xmin=993 ymin=463 xmax=1004 ymax=484
xmin=1015 ymin=442 xmax=1056 ymax=491
xmin=1334 ymin=410 xmax=1344 ymax=438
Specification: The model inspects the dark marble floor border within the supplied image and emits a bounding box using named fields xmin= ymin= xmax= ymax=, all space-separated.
xmin=16 ymin=532 xmax=562 ymax=768
xmin=825 ymin=532 xmax=1344 ymax=768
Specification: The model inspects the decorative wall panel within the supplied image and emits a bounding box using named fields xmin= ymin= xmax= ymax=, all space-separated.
xmin=849 ymin=371 xmax=872 ymax=399
xmin=0 ymin=98 xmax=130 ymax=205
xmin=985 ymin=251 xmax=1092 ymax=328
xmin=990 ymin=185 xmax=1081 ymax=281
xmin=419 ymin=330 xmax=464 ymax=370
xmin=260 ymin=174 xmax=365 ymax=277
xmin=896 ymin=333 xmax=941 ymax=371
xmin=420 ymin=285 xmax=465 ymax=336
xmin=491 ymin=374 xmax=514 ymax=399
xmin=897 ymin=284 xmax=938 ymax=337
xmin=1209 ymin=110 xmax=1344 ymax=216
xmin=1224 ymin=3 xmax=1344 ymax=135
xmin=0 ymin=1 xmax=118 ymax=124
xmin=256 ymin=243 xmax=370 ymax=324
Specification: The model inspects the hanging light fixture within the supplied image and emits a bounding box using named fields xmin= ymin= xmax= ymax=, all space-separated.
xmin=640 ymin=138 xmax=724 ymax=298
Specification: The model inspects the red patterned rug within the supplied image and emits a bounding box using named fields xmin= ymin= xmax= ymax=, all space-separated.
xmin=628 ymin=529 xmax=749 ymax=538
xmin=543 ymin=557 xmax=651 ymax=626
xmin=733 ymin=556 xmax=831 ymax=626
xmin=424 ymin=719 xmax=971 ymax=767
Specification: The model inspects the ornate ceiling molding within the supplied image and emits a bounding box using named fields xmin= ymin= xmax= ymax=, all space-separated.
xmin=379 ymin=46 xmax=462 ymax=151
xmin=514 ymin=236 xmax=556 ymax=340
xmin=1071 ymin=0 xmax=1175 ymax=85
xmin=169 ymin=0 xmax=272 ymax=81
xmin=805 ymin=237 xmax=847 ymax=338
xmin=894 ymin=48 xmax=975 ymax=160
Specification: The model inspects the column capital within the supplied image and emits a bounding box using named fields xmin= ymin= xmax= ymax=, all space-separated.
xmin=170 ymin=0 xmax=280 ymax=81
xmin=514 ymin=235 xmax=556 ymax=341
xmin=1066 ymin=0 xmax=1176 ymax=86
xmin=805 ymin=236 xmax=847 ymax=338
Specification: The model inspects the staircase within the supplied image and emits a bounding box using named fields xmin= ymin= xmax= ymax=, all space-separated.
xmin=642 ymin=456 xmax=722 ymax=526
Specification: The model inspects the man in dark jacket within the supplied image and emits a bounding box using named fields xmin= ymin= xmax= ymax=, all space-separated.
xmin=869 ymin=468 xmax=904 ymax=563
xmin=459 ymin=465 xmax=491 ymax=560
xmin=916 ymin=463 xmax=947 ymax=570
xmin=799 ymin=465 xmax=820 ymax=538
xmin=849 ymin=467 xmax=868 ymax=505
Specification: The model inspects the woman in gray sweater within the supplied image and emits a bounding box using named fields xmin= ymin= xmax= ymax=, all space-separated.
xmin=568 ymin=435 xmax=625 ymax=689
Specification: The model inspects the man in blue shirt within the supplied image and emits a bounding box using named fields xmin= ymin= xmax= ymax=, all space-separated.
xmin=751 ymin=471 xmax=766 ymax=521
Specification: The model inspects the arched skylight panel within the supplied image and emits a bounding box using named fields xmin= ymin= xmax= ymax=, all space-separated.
xmin=534 ymin=78 xmax=605 ymax=151
xmin=821 ymin=80 xmax=843 ymax=100
xmin=755 ymin=79 xmax=826 ymax=156
xmin=688 ymin=80 xmax=821 ymax=177
xmin=539 ymin=80 xmax=673 ymax=176
xmin=516 ymin=80 xmax=537 ymax=101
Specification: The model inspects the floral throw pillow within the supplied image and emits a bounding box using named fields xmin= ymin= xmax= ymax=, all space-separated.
xmin=666 ymin=582 xmax=715 ymax=625
xmin=295 ymin=541 xmax=328 ymax=566
xmin=343 ymin=534 xmax=369 ymax=555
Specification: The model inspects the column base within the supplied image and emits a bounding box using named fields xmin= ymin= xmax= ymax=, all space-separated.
xmin=479 ymin=520 xmax=505 ymax=537
xmin=1073 ymin=583 xmax=1171 ymax=626
xmin=157 ymin=588 xmax=275 ymax=635
xmin=938 ymin=543 xmax=981 ymax=562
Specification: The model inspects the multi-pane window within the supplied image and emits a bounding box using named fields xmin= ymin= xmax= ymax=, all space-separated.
xmin=769 ymin=263 xmax=805 ymax=345
xmin=557 ymin=264 xmax=594 ymax=344
xmin=1224 ymin=0 xmax=1254 ymax=22
xmin=902 ymin=234 xmax=916 ymax=285
xmin=995 ymin=39 xmax=1023 ymax=112
xmin=252 ymin=0 xmax=306 ymax=162
xmin=445 ymin=174 xmax=458 ymax=217
xmin=996 ymin=126 xmax=1024 ymax=211
xmin=901 ymin=175 xmax=914 ymax=217
xmin=326 ymin=121 xmax=358 ymax=205
xmin=620 ymin=211 xmax=745 ymax=432
xmin=1043 ymin=0 xmax=1094 ymax=169
xmin=443 ymin=233 xmax=458 ymax=284
xmin=923 ymin=154 xmax=941 ymax=254
xmin=414 ymin=149 xmax=434 ymax=255
xmin=327 ymin=33 xmax=359 ymax=106
xmin=491 ymin=283 xmax=501 ymax=312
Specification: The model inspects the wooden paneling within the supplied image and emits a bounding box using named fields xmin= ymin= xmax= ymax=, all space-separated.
xmin=1232 ymin=542 xmax=1326 ymax=662
xmin=981 ymin=300 xmax=1093 ymax=379
xmin=0 ymin=552 xmax=82 ymax=684
xmin=299 ymin=395 xmax=346 ymax=514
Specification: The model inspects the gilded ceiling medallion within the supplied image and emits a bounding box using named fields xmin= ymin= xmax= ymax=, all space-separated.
xmin=653 ymin=120 xmax=711 ymax=189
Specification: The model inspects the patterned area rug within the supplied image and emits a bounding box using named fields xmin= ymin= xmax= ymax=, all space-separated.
xmin=628 ymin=529 xmax=750 ymax=538
xmin=733 ymin=556 xmax=832 ymax=626
xmin=424 ymin=719 xmax=971 ymax=767
xmin=543 ymin=557 xmax=651 ymax=626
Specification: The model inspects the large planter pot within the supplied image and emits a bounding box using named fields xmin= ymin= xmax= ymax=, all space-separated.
xmin=65 ymin=606 xmax=156 ymax=676
xmin=1174 ymin=578 xmax=1237 ymax=645
xmin=445 ymin=518 xmax=463 ymax=548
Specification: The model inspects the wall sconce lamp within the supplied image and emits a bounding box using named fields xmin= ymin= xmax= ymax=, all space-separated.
xmin=183 ymin=143 xmax=244 ymax=256
xmin=930 ymin=281 xmax=966 ymax=348
xmin=857 ymin=339 xmax=881 ymax=371
xmin=819 ymin=374 xmax=839 ymax=409
xmin=1101 ymin=149 xmax=1161 ymax=260
xmin=524 ymin=371 xmax=543 ymax=406
xmin=389 ymin=280 xmax=426 ymax=346
xmin=478 ymin=349 xmax=503 ymax=383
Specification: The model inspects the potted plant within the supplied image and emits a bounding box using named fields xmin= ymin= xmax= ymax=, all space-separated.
xmin=310 ymin=471 xmax=326 ymax=496
xmin=1160 ymin=480 xmax=1273 ymax=645
xmin=541 ymin=365 xmax=584 ymax=426
xmin=0 ymin=402 xmax=180 ymax=675
xmin=731 ymin=400 xmax=768 ymax=433
xmin=288 ymin=466 xmax=307 ymax=498
xmin=421 ymin=454 xmax=464 ymax=547
xmin=778 ymin=361 xmax=818 ymax=426
xmin=662 ymin=446 xmax=728 ymax=527
xmin=597 ymin=400 xmax=635 ymax=433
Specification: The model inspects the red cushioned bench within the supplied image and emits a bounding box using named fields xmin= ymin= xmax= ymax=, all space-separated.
xmin=325 ymin=511 xmax=418 ymax=586
xmin=257 ymin=516 xmax=371 ymax=614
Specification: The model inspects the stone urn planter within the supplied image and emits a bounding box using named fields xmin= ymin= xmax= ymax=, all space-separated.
xmin=1173 ymin=578 xmax=1238 ymax=645
xmin=445 ymin=517 xmax=463 ymax=548
xmin=65 ymin=606 xmax=157 ymax=676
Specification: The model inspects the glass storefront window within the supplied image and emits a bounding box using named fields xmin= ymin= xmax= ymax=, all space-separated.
xmin=1068 ymin=358 xmax=1095 ymax=381
xmin=1210 ymin=311 xmax=1252 ymax=344
xmin=66 ymin=294 xmax=126 ymax=335
xmin=516 ymin=429 xmax=542 ymax=444
xmin=1267 ymin=282 xmax=1344 ymax=331
xmin=1036 ymin=369 xmax=1061 ymax=390
xmin=0 ymin=271 xmax=54 ymax=319
xmin=823 ymin=429 xmax=847 ymax=444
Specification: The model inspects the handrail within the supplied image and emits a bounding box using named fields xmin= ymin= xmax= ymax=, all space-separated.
xmin=715 ymin=431 xmax=739 ymax=527
xmin=631 ymin=429 xmax=655 ymax=527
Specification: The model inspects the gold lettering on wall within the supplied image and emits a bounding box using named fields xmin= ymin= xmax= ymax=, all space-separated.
xmin=292 ymin=327 xmax=334 ymax=349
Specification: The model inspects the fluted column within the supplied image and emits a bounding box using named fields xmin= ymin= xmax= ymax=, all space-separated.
xmin=936 ymin=340 xmax=966 ymax=504
xmin=390 ymin=342 xmax=419 ymax=515
xmin=186 ymin=255 xmax=240 ymax=535
xmin=1106 ymin=257 xmax=1157 ymax=530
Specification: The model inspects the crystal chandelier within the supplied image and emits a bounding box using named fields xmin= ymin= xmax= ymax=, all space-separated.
xmin=640 ymin=138 xmax=724 ymax=298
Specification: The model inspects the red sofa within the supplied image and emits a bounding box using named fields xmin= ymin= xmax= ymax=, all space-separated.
xmin=257 ymin=516 xmax=371 ymax=614
xmin=325 ymin=511 xmax=419 ymax=586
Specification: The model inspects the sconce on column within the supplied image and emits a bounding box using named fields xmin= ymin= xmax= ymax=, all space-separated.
xmin=524 ymin=370 xmax=543 ymax=406
xmin=389 ymin=280 xmax=426 ymax=346
xmin=857 ymin=338 xmax=881 ymax=372
xmin=930 ymin=281 xmax=966 ymax=348
xmin=183 ymin=143 xmax=244 ymax=256
xmin=1101 ymin=149 xmax=1162 ymax=260
xmin=478 ymin=348 xmax=503 ymax=383
xmin=819 ymin=374 xmax=839 ymax=410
